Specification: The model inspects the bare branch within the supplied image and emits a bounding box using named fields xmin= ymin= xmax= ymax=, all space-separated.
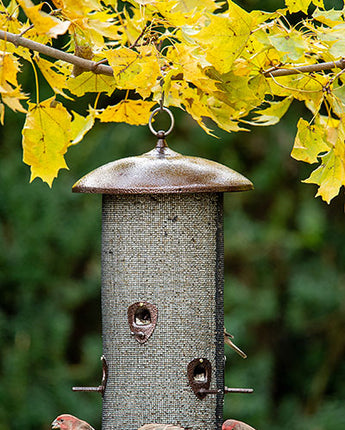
xmin=0 ymin=30 xmax=114 ymax=76
xmin=265 ymin=59 xmax=345 ymax=77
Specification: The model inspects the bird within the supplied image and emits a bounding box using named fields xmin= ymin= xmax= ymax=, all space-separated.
xmin=51 ymin=414 xmax=95 ymax=430
xmin=224 ymin=328 xmax=247 ymax=359
xmin=138 ymin=424 xmax=185 ymax=430
xmin=223 ymin=419 xmax=256 ymax=430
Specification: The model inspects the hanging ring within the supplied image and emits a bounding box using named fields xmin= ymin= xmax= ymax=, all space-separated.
xmin=149 ymin=107 xmax=174 ymax=137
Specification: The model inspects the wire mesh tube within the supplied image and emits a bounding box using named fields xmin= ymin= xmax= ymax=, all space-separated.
xmin=101 ymin=193 xmax=224 ymax=430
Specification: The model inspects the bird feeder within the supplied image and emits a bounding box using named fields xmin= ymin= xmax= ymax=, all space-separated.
xmin=72 ymin=108 xmax=253 ymax=430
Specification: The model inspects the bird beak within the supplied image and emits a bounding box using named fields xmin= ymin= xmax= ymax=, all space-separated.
xmin=51 ymin=419 xmax=60 ymax=429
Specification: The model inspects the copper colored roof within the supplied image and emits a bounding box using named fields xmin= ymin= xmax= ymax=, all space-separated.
xmin=72 ymin=137 xmax=253 ymax=194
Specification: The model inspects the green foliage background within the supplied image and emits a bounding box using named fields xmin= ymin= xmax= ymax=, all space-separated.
xmin=1 ymin=1 xmax=345 ymax=429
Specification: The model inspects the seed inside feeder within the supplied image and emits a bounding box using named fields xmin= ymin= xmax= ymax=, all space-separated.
xmin=193 ymin=363 xmax=208 ymax=383
xmin=134 ymin=307 xmax=151 ymax=326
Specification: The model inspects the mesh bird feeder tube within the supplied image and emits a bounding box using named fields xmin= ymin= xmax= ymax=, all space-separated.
xmin=72 ymin=108 xmax=253 ymax=430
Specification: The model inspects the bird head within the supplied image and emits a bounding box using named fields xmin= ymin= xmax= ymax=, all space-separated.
xmin=222 ymin=419 xmax=256 ymax=430
xmin=51 ymin=414 xmax=78 ymax=430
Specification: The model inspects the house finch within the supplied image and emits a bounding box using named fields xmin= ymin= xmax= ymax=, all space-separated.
xmin=224 ymin=328 xmax=247 ymax=359
xmin=139 ymin=424 xmax=185 ymax=430
xmin=51 ymin=414 xmax=95 ymax=430
xmin=223 ymin=419 xmax=256 ymax=430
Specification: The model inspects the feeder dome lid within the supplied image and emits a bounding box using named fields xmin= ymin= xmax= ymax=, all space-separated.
xmin=72 ymin=138 xmax=253 ymax=194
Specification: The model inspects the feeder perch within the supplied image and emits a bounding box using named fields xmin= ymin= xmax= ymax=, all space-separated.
xmin=72 ymin=110 xmax=253 ymax=430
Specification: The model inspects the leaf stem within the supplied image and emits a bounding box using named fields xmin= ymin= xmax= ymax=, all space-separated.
xmin=30 ymin=58 xmax=40 ymax=104
xmin=94 ymin=92 xmax=101 ymax=109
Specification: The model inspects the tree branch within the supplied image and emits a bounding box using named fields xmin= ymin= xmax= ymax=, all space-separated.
xmin=0 ymin=30 xmax=114 ymax=76
xmin=265 ymin=59 xmax=345 ymax=77
xmin=1 ymin=29 xmax=345 ymax=80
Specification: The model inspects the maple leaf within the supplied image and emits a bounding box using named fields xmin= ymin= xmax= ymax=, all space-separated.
xmin=304 ymin=149 xmax=345 ymax=203
xmin=106 ymin=46 xmax=161 ymax=98
xmin=96 ymin=99 xmax=156 ymax=125
xmin=291 ymin=118 xmax=330 ymax=164
xmin=0 ymin=53 xmax=27 ymax=112
xmin=18 ymin=0 xmax=70 ymax=38
xmin=173 ymin=0 xmax=220 ymax=13
xmin=285 ymin=0 xmax=324 ymax=14
xmin=22 ymin=97 xmax=72 ymax=187
xmin=302 ymin=119 xmax=345 ymax=202
xmin=34 ymin=55 xmax=69 ymax=97
xmin=190 ymin=1 xmax=253 ymax=74
xmin=0 ymin=52 xmax=19 ymax=87
xmin=247 ymin=96 xmax=293 ymax=126
xmin=268 ymin=31 xmax=307 ymax=62
xmin=1 ymin=85 xmax=27 ymax=113
xmin=167 ymin=45 xmax=219 ymax=94
xmin=67 ymin=72 xmax=116 ymax=96
xmin=52 ymin=0 xmax=102 ymax=15
xmin=70 ymin=110 xmax=95 ymax=144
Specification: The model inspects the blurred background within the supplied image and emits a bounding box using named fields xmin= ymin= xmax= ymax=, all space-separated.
xmin=1 ymin=0 xmax=345 ymax=429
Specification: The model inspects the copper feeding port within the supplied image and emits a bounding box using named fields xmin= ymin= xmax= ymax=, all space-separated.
xmin=128 ymin=301 xmax=158 ymax=344
xmin=187 ymin=358 xmax=212 ymax=399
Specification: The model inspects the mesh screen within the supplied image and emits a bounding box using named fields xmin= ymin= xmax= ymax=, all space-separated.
xmin=101 ymin=193 xmax=224 ymax=430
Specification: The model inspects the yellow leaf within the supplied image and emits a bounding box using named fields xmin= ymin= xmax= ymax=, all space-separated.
xmin=191 ymin=1 xmax=252 ymax=74
xmin=34 ymin=56 xmax=69 ymax=97
xmin=304 ymin=149 xmax=345 ymax=203
xmin=268 ymin=31 xmax=307 ymax=62
xmin=232 ymin=58 xmax=252 ymax=77
xmin=162 ymin=80 xmax=189 ymax=109
xmin=97 ymin=100 xmax=156 ymax=125
xmin=248 ymin=74 xmax=270 ymax=101
xmin=18 ymin=0 xmax=70 ymax=38
xmin=22 ymin=97 xmax=72 ymax=186
xmin=52 ymin=0 xmax=102 ymax=15
xmin=207 ymin=96 xmax=247 ymax=132
xmin=182 ymin=88 xmax=216 ymax=135
xmin=2 ymin=90 xmax=27 ymax=113
xmin=67 ymin=72 xmax=116 ymax=96
xmin=216 ymin=71 xmax=261 ymax=115
xmin=70 ymin=110 xmax=95 ymax=145
xmin=106 ymin=46 xmax=160 ymax=98
xmin=313 ymin=8 xmax=343 ymax=27
xmin=172 ymin=0 xmax=219 ymax=13
xmin=291 ymin=118 xmax=330 ymax=164
xmin=167 ymin=45 xmax=219 ymax=93
xmin=0 ymin=56 xmax=27 ymax=114
xmin=248 ymin=96 xmax=293 ymax=126
xmin=0 ymin=53 xmax=20 ymax=87
xmin=243 ymin=31 xmax=282 ymax=71
xmin=285 ymin=0 xmax=311 ymax=14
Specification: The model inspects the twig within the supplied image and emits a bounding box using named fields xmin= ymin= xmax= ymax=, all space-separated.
xmin=0 ymin=29 xmax=114 ymax=76
xmin=19 ymin=24 xmax=34 ymax=37
xmin=129 ymin=24 xmax=148 ymax=49
xmin=265 ymin=59 xmax=345 ymax=77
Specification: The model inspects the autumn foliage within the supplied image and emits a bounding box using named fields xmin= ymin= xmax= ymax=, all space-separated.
xmin=1 ymin=0 xmax=345 ymax=202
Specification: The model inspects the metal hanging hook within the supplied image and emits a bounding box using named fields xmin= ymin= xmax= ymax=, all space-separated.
xmin=149 ymin=106 xmax=174 ymax=137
